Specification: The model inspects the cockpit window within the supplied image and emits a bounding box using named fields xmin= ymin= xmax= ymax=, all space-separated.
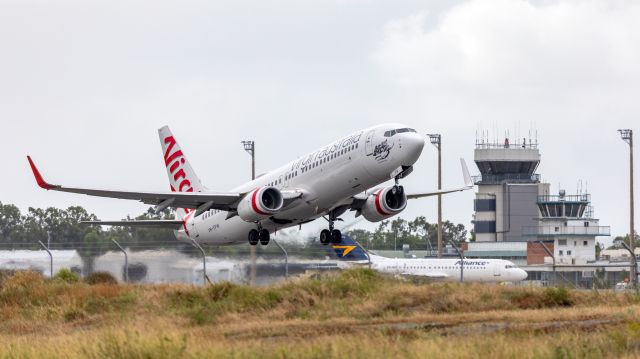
xmin=384 ymin=128 xmax=417 ymax=137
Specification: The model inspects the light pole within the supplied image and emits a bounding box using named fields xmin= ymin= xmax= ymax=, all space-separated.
xmin=619 ymin=129 xmax=636 ymax=288
xmin=241 ymin=140 xmax=257 ymax=286
xmin=428 ymin=134 xmax=443 ymax=258
xmin=38 ymin=240 xmax=52 ymax=278
xmin=241 ymin=141 xmax=256 ymax=180
xmin=191 ymin=239 xmax=211 ymax=285
xmin=111 ymin=239 xmax=128 ymax=283
xmin=448 ymin=239 xmax=464 ymax=283
xmin=620 ymin=241 xmax=638 ymax=293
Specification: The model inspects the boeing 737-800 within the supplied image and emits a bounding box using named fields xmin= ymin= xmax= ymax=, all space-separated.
xmin=332 ymin=235 xmax=528 ymax=282
xmin=28 ymin=124 xmax=472 ymax=246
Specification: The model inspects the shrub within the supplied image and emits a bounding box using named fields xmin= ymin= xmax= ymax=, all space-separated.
xmin=64 ymin=307 xmax=87 ymax=322
xmin=0 ymin=271 xmax=47 ymax=306
xmin=54 ymin=268 xmax=80 ymax=283
xmin=85 ymin=272 xmax=118 ymax=285
xmin=544 ymin=286 xmax=573 ymax=306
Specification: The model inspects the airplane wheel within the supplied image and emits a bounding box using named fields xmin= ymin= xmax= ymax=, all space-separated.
xmin=248 ymin=229 xmax=259 ymax=245
xmin=259 ymin=229 xmax=270 ymax=245
xmin=320 ymin=229 xmax=331 ymax=245
xmin=331 ymin=229 xmax=342 ymax=244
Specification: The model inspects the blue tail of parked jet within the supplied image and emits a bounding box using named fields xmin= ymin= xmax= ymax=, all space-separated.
xmin=331 ymin=235 xmax=369 ymax=261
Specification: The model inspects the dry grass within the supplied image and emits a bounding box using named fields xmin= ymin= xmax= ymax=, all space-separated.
xmin=0 ymin=269 xmax=639 ymax=358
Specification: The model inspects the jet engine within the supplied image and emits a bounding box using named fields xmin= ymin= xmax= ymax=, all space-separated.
xmin=361 ymin=186 xmax=407 ymax=222
xmin=237 ymin=187 xmax=284 ymax=222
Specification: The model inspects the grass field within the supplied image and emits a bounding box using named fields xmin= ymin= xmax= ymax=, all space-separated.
xmin=0 ymin=269 xmax=639 ymax=358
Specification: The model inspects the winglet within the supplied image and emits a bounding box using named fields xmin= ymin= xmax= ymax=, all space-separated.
xmin=460 ymin=158 xmax=473 ymax=188
xmin=27 ymin=156 xmax=58 ymax=190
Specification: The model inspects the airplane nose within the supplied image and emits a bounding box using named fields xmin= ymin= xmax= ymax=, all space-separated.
xmin=401 ymin=133 xmax=425 ymax=165
xmin=517 ymin=269 xmax=528 ymax=281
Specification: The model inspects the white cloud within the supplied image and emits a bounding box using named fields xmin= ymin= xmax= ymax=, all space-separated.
xmin=374 ymin=0 xmax=640 ymax=90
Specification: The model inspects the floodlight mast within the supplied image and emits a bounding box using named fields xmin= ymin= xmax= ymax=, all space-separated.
xmin=618 ymin=129 xmax=636 ymax=288
xmin=427 ymin=134 xmax=443 ymax=258
xmin=241 ymin=140 xmax=257 ymax=285
xmin=241 ymin=140 xmax=256 ymax=180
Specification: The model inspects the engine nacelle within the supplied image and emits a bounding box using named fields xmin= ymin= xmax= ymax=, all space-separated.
xmin=237 ymin=187 xmax=284 ymax=222
xmin=361 ymin=186 xmax=407 ymax=222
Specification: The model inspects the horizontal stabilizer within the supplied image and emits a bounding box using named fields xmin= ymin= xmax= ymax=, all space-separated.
xmin=81 ymin=220 xmax=184 ymax=229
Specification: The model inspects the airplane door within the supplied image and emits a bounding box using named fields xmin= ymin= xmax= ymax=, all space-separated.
xmin=364 ymin=130 xmax=375 ymax=156
xmin=493 ymin=263 xmax=501 ymax=277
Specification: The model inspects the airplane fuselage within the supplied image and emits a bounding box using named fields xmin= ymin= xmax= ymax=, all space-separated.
xmin=178 ymin=124 xmax=424 ymax=245
xmin=354 ymin=256 xmax=528 ymax=282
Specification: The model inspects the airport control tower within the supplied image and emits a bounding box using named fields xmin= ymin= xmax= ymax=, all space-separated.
xmin=523 ymin=191 xmax=610 ymax=264
xmin=473 ymin=135 xmax=550 ymax=242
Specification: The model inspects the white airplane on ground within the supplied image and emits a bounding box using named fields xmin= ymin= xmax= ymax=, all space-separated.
xmin=333 ymin=235 xmax=528 ymax=282
xmin=28 ymin=124 xmax=472 ymax=246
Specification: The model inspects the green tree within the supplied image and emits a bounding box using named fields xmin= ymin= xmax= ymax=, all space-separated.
xmin=19 ymin=207 xmax=48 ymax=246
xmin=79 ymin=230 xmax=111 ymax=275
xmin=347 ymin=229 xmax=372 ymax=249
xmin=0 ymin=202 xmax=22 ymax=242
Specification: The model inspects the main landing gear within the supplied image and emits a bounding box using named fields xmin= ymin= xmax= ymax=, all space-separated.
xmin=320 ymin=228 xmax=342 ymax=245
xmin=319 ymin=212 xmax=342 ymax=245
xmin=248 ymin=225 xmax=270 ymax=246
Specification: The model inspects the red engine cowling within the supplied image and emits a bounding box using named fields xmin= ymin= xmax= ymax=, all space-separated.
xmin=237 ymin=187 xmax=284 ymax=222
xmin=361 ymin=186 xmax=407 ymax=222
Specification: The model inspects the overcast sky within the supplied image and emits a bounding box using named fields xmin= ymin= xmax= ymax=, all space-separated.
xmin=2 ymin=0 xmax=639 ymax=243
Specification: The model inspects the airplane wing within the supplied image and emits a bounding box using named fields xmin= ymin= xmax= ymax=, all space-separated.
xmin=27 ymin=156 xmax=242 ymax=211
xmin=81 ymin=220 xmax=184 ymax=228
xmin=406 ymin=158 xmax=473 ymax=199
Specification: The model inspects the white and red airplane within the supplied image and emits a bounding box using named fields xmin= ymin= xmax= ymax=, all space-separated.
xmin=28 ymin=124 xmax=472 ymax=246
